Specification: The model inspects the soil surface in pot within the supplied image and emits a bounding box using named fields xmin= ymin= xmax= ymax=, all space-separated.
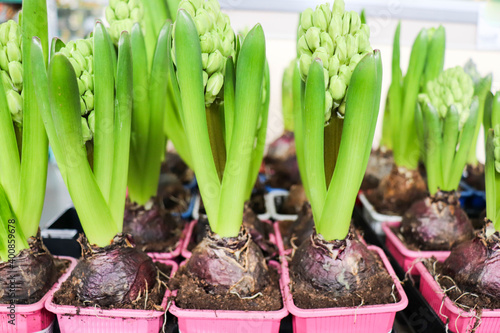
xmin=170 ymin=265 xmax=282 ymax=311
xmin=463 ymin=163 xmax=485 ymax=191
xmin=425 ymin=258 xmax=500 ymax=311
xmin=54 ymin=261 xmax=171 ymax=311
xmin=365 ymin=165 xmax=427 ymax=216
xmin=123 ymin=198 xmax=185 ymax=253
xmin=188 ymin=205 xmax=277 ymax=257
xmin=361 ymin=148 xmax=394 ymax=191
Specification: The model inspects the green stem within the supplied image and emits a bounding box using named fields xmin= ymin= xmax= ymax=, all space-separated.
xmin=421 ymin=103 xmax=443 ymax=195
xmin=318 ymin=52 xmax=382 ymax=240
xmin=468 ymin=74 xmax=492 ymax=165
xmin=207 ymin=103 xmax=226 ymax=182
xmin=216 ymin=24 xmax=266 ymax=237
xmin=485 ymin=129 xmax=496 ymax=225
xmin=324 ymin=116 xmax=343 ymax=188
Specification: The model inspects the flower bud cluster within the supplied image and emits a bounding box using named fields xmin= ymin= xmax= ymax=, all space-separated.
xmin=297 ymin=0 xmax=372 ymax=121
xmin=0 ymin=20 xmax=23 ymax=125
xmin=105 ymin=0 xmax=144 ymax=45
xmin=174 ymin=0 xmax=235 ymax=106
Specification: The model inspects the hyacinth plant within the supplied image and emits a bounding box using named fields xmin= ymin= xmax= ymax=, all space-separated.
xmin=31 ymin=23 xmax=161 ymax=308
xmin=440 ymin=115 xmax=500 ymax=302
xmin=398 ymin=67 xmax=477 ymax=251
xmin=0 ymin=1 xmax=60 ymax=305
xmin=105 ymin=0 xmax=193 ymax=168
xmin=168 ymin=1 xmax=272 ymax=298
xmin=287 ymin=0 xmax=393 ymax=301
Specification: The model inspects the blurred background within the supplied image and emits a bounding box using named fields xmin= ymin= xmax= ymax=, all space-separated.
xmin=1 ymin=0 xmax=498 ymax=225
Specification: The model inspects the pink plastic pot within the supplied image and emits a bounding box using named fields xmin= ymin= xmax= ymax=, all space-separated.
xmin=169 ymin=260 xmax=288 ymax=333
xmin=181 ymin=219 xmax=277 ymax=259
xmin=45 ymin=259 xmax=178 ymax=333
xmin=147 ymin=221 xmax=189 ymax=260
xmin=0 ymin=256 xmax=77 ymax=333
xmin=283 ymin=246 xmax=408 ymax=333
xmin=415 ymin=262 xmax=500 ymax=333
xmin=383 ymin=221 xmax=450 ymax=275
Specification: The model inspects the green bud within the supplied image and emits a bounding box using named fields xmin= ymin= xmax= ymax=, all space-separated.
xmin=338 ymin=64 xmax=351 ymax=84
xmin=297 ymin=36 xmax=312 ymax=56
xmin=328 ymin=54 xmax=340 ymax=76
xmin=109 ymin=0 xmax=119 ymax=9
xmin=7 ymin=21 xmax=20 ymax=45
xmin=313 ymin=4 xmax=332 ymax=31
xmin=342 ymin=12 xmax=351 ymax=36
xmin=8 ymin=61 xmax=22 ymax=92
xmin=205 ymin=72 xmax=223 ymax=105
xmin=305 ymin=27 xmax=321 ymax=51
xmin=349 ymin=11 xmax=361 ymax=34
xmin=6 ymin=41 xmax=21 ymax=63
xmin=179 ymin=0 xmax=197 ymax=17
xmin=299 ymin=54 xmax=312 ymax=81
xmin=200 ymin=32 xmax=216 ymax=53
xmin=329 ymin=75 xmax=346 ymax=101
xmin=496 ymin=161 xmax=500 ymax=174
xmin=1 ymin=70 xmax=13 ymax=91
xmin=202 ymin=71 xmax=208 ymax=88
xmin=77 ymin=78 xmax=85 ymax=96
xmin=338 ymin=100 xmax=346 ymax=116
xmin=0 ymin=47 xmax=8 ymax=71
xmin=6 ymin=89 xmax=22 ymax=124
xmin=81 ymin=72 xmax=94 ymax=91
xmin=320 ymin=32 xmax=334 ymax=55
xmin=105 ymin=6 xmax=117 ymax=21
xmin=333 ymin=0 xmax=345 ymax=15
xmin=201 ymin=53 xmax=209 ymax=68
xmin=88 ymin=111 xmax=95 ymax=134
xmin=328 ymin=14 xmax=342 ymax=40
xmin=300 ymin=8 xmax=314 ymax=30
xmin=345 ymin=34 xmax=358 ymax=59
xmin=82 ymin=90 xmax=94 ymax=113
xmin=335 ymin=36 xmax=347 ymax=64
xmin=81 ymin=117 xmax=92 ymax=143
xmin=0 ymin=23 xmax=8 ymax=45
xmin=115 ymin=2 xmax=130 ymax=20
xmin=325 ymin=91 xmax=333 ymax=121
xmin=195 ymin=8 xmax=213 ymax=36
xmin=206 ymin=49 xmax=224 ymax=74
xmin=312 ymin=47 xmax=329 ymax=69
xmin=76 ymin=39 xmax=92 ymax=57
xmin=69 ymin=58 xmax=82 ymax=78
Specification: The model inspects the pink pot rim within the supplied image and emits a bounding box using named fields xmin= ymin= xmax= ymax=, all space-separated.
xmin=415 ymin=262 xmax=500 ymax=318
xmin=181 ymin=219 xmax=277 ymax=259
xmin=283 ymin=245 xmax=408 ymax=317
xmin=382 ymin=221 xmax=451 ymax=260
xmin=45 ymin=259 xmax=178 ymax=318
xmin=0 ymin=255 xmax=77 ymax=314
xmin=169 ymin=260 xmax=288 ymax=320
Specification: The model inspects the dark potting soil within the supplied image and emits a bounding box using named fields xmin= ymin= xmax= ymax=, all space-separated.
xmin=390 ymin=226 xmax=420 ymax=251
xmin=53 ymin=261 xmax=171 ymax=311
xmin=275 ymin=185 xmax=307 ymax=215
xmin=169 ymin=264 xmax=282 ymax=311
xmin=160 ymin=182 xmax=192 ymax=214
xmin=463 ymin=164 xmax=485 ymax=191
xmin=425 ymin=259 xmax=500 ymax=311
xmin=289 ymin=253 xmax=399 ymax=309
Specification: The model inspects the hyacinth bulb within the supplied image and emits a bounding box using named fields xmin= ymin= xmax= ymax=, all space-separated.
xmin=297 ymin=0 xmax=372 ymax=122
xmin=173 ymin=0 xmax=235 ymax=106
xmin=419 ymin=66 xmax=474 ymax=129
xmin=105 ymin=0 xmax=144 ymax=45
xmin=0 ymin=20 xmax=23 ymax=124
xmin=59 ymin=38 xmax=95 ymax=143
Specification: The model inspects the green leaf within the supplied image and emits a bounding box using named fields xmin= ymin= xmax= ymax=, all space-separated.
xmin=50 ymin=37 xmax=65 ymax=60
xmin=175 ymin=10 xmax=220 ymax=229
xmin=423 ymin=25 xmax=445 ymax=85
xmin=389 ymin=22 xmax=403 ymax=162
xmin=108 ymin=32 xmax=133 ymax=230
xmin=216 ymin=24 xmax=266 ymax=237
xmin=93 ymin=22 xmax=116 ymax=205
xmin=48 ymin=54 xmax=118 ymax=247
xmin=468 ymin=74 xmax=492 ymax=165
xmin=224 ymin=57 xmax=235 ymax=150
xmin=302 ymin=59 xmax=326 ymax=224
xmin=485 ymin=129 xmax=496 ymax=226
xmin=318 ymin=51 xmax=382 ymax=240
xmin=422 ymin=102 xmax=443 ymax=195
xmin=18 ymin=0 xmax=49 ymax=238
